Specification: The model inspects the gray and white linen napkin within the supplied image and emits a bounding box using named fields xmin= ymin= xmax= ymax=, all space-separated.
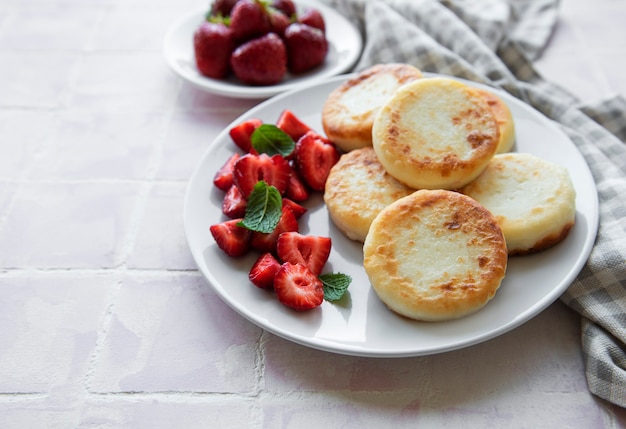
xmin=319 ymin=0 xmax=626 ymax=407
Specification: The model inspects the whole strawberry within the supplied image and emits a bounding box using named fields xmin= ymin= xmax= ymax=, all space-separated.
xmin=268 ymin=7 xmax=291 ymax=37
xmin=193 ymin=21 xmax=236 ymax=79
xmin=284 ymin=23 xmax=328 ymax=74
xmin=271 ymin=0 xmax=297 ymax=18
xmin=299 ymin=8 xmax=326 ymax=33
xmin=210 ymin=0 xmax=241 ymax=17
xmin=230 ymin=0 xmax=272 ymax=43
xmin=230 ymin=33 xmax=287 ymax=85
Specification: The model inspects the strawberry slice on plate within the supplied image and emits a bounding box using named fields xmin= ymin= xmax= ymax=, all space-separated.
xmin=250 ymin=205 xmax=299 ymax=253
xmin=210 ymin=218 xmax=251 ymax=257
xmin=276 ymin=231 xmax=331 ymax=275
xmin=276 ymin=109 xmax=313 ymax=142
xmin=295 ymin=131 xmax=340 ymax=191
xmin=281 ymin=198 xmax=307 ymax=219
xmin=233 ymin=153 xmax=291 ymax=197
xmin=249 ymin=252 xmax=281 ymax=289
xmin=213 ymin=153 xmax=240 ymax=191
xmin=285 ymin=165 xmax=310 ymax=201
xmin=222 ymin=185 xmax=247 ymax=218
xmin=274 ymin=262 xmax=324 ymax=311
xmin=229 ymin=118 xmax=262 ymax=154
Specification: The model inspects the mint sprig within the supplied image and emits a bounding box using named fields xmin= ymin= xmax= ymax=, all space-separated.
xmin=251 ymin=124 xmax=295 ymax=157
xmin=237 ymin=181 xmax=282 ymax=233
xmin=320 ymin=273 xmax=352 ymax=302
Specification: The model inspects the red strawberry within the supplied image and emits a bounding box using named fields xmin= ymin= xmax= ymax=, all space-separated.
xmin=230 ymin=33 xmax=287 ymax=86
xmin=250 ymin=205 xmax=299 ymax=252
xmin=249 ymin=252 xmax=281 ymax=289
xmin=282 ymin=198 xmax=307 ymax=219
xmin=213 ymin=153 xmax=240 ymax=191
xmin=222 ymin=185 xmax=247 ymax=218
xmin=285 ymin=166 xmax=310 ymax=201
xmin=229 ymin=118 xmax=262 ymax=153
xmin=271 ymin=0 xmax=297 ymax=18
xmin=210 ymin=218 xmax=251 ymax=257
xmin=229 ymin=0 xmax=271 ymax=43
xmin=299 ymin=8 xmax=326 ymax=33
xmin=276 ymin=109 xmax=312 ymax=141
xmin=274 ymin=262 xmax=324 ymax=311
xmin=294 ymin=131 xmax=340 ymax=191
xmin=269 ymin=8 xmax=291 ymax=37
xmin=233 ymin=153 xmax=291 ymax=197
xmin=210 ymin=0 xmax=241 ymax=17
xmin=284 ymin=23 xmax=328 ymax=74
xmin=193 ymin=22 xmax=236 ymax=79
xmin=276 ymin=231 xmax=331 ymax=275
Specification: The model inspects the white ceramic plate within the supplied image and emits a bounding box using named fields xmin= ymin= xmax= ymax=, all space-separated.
xmin=163 ymin=0 xmax=363 ymax=99
xmin=183 ymin=74 xmax=599 ymax=357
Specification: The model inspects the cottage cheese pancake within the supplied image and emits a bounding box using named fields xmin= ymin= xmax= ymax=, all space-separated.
xmin=363 ymin=189 xmax=508 ymax=322
xmin=324 ymin=147 xmax=415 ymax=242
xmin=372 ymin=77 xmax=500 ymax=190
xmin=461 ymin=153 xmax=576 ymax=255
xmin=473 ymin=87 xmax=516 ymax=154
xmin=321 ymin=63 xmax=423 ymax=152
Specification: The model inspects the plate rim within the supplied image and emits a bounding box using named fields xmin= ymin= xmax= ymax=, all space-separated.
xmin=163 ymin=0 xmax=363 ymax=99
xmin=183 ymin=72 xmax=600 ymax=357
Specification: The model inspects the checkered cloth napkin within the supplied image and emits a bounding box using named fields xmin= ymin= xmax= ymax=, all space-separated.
xmin=319 ymin=0 xmax=626 ymax=407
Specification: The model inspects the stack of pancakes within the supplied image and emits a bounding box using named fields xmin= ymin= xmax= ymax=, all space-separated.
xmin=322 ymin=64 xmax=576 ymax=321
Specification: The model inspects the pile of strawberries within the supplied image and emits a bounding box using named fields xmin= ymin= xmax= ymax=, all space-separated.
xmin=194 ymin=0 xmax=329 ymax=85
xmin=210 ymin=109 xmax=349 ymax=311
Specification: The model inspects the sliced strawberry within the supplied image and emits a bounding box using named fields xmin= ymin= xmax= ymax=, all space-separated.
xmin=294 ymin=131 xmax=340 ymax=191
xmin=249 ymin=252 xmax=281 ymax=289
xmin=213 ymin=153 xmax=240 ymax=191
xmin=250 ymin=205 xmax=299 ymax=253
xmin=229 ymin=118 xmax=262 ymax=153
xmin=282 ymin=198 xmax=307 ymax=219
xmin=233 ymin=153 xmax=291 ymax=197
xmin=276 ymin=231 xmax=331 ymax=275
xmin=276 ymin=109 xmax=313 ymax=142
xmin=210 ymin=218 xmax=251 ymax=257
xmin=222 ymin=185 xmax=247 ymax=218
xmin=285 ymin=166 xmax=310 ymax=201
xmin=274 ymin=262 xmax=324 ymax=311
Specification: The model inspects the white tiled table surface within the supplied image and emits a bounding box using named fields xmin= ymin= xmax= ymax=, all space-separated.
xmin=0 ymin=0 xmax=624 ymax=427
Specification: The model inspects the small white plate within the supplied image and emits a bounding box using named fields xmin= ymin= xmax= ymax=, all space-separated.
xmin=183 ymin=74 xmax=599 ymax=357
xmin=163 ymin=0 xmax=363 ymax=99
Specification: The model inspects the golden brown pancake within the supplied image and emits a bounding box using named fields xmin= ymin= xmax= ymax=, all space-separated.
xmin=473 ymin=87 xmax=516 ymax=154
xmin=461 ymin=153 xmax=576 ymax=255
xmin=322 ymin=63 xmax=423 ymax=152
xmin=372 ymin=77 xmax=500 ymax=190
xmin=324 ymin=147 xmax=415 ymax=242
xmin=363 ymin=189 xmax=508 ymax=321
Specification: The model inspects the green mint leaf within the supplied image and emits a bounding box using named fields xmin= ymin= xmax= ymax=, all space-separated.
xmin=320 ymin=273 xmax=352 ymax=302
xmin=251 ymin=124 xmax=295 ymax=157
xmin=237 ymin=181 xmax=282 ymax=233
